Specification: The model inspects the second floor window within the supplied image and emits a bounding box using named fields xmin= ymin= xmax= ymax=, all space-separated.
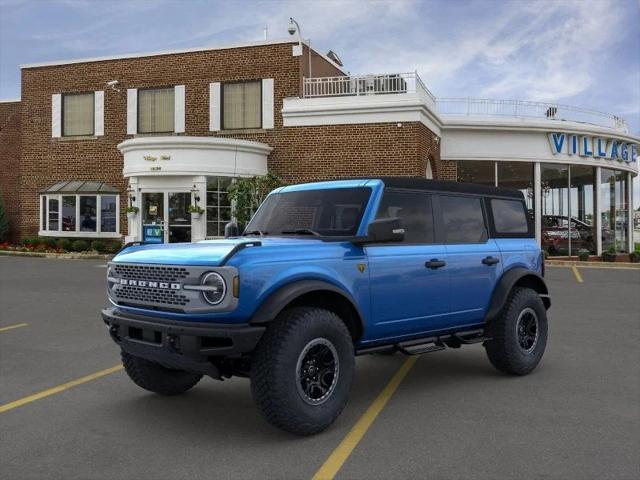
xmin=138 ymin=87 xmax=174 ymax=133
xmin=63 ymin=92 xmax=94 ymax=136
xmin=223 ymin=81 xmax=261 ymax=129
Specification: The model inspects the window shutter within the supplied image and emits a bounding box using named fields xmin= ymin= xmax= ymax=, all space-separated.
xmin=127 ymin=88 xmax=137 ymax=135
xmin=174 ymin=85 xmax=185 ymax=133
xmin=262 ymin=78 xmax=274 ymax=129
xmin=209 ymin=82 xmax=221 ymax=131
xmin=94 ymin=91 xmax=104 ymax=136
xmin=51 ymin=94 xmax=62 ymax=138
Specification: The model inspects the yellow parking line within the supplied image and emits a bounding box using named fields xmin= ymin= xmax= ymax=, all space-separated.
xmin=0 ymin=323 xmax=28 ymax=333
xmin=312 ymin=356 xmax=418 ymax=480
xmin=0 ymin=365 xmax=123 ymax=414
xmin=571 ymin=265 xmax=584 ymax=283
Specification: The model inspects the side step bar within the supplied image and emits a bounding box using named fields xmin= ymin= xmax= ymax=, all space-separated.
xmin=356 ymin=329 xmax=490 ymax=356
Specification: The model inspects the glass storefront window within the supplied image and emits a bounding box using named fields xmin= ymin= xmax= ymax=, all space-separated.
xmin=100 ymin=195 xmax=117 ymax=233
xmin=497 ymin=162 xmax=535 ymax=222
xmin=569 ymin=166 xmax=596 ymax=254
xmin=541 ymin=164 xmax=570 ymax=256
xmin=601 ymin=169 xmax=628 ymax=253
xmin=206 ymin=176 xmax=234 ymax=237
xmin=62 ymin=196 xmax=76 ymax=232
xmin=79 ymin=196 xmax=97 ymax=232
xmin=457 ymin=160 xmax=495 ymax=186
xmin=48 ymin=197 xmax=59 ymax=231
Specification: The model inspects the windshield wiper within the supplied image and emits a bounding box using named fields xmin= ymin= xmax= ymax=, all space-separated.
xmin=243 ymin=229 xmax=267 ymax=236
xmin=280 ymin=228 xmax=321 ymax=236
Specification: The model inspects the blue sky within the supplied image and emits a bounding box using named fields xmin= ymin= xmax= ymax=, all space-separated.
xmin=1 ymin=0 xmax=638 ymax=202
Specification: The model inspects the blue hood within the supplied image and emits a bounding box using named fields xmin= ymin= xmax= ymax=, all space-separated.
xmin=112 ymin=237 xmax=329 ymax=266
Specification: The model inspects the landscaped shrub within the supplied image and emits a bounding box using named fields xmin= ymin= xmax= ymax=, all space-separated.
xmin=0 ymin=195 xmax=9 ymax=242
xmin=91 ymin=240 xmax=106 ymax=252
xmin=21 ymin=237 xmax=39 ymax=247
xmin=577 ymin=249 xmax=590 ymax=261
xmin=105 ymin=240 xmax=122 ymax=253
xmin=58 ymin=238 xmax=73 ymax=251
xmin=602 ymin=245 xmax=617 ymax=262
xmin=39 ymin=237 xmax=57 ymax=249
xmin=70 ymin=239 xmax=89 ymax=252
xmin=629 ymin=250 xmax=640 ymax=263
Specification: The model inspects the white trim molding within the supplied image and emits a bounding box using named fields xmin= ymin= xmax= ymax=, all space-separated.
xmin=118 ymin=136 xmax=271 ymax=178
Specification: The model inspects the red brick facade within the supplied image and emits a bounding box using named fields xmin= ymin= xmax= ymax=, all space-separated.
xmin=0 ymin=101 xmax=21 ymax=242
xmin=4 ymin=40 xmax=442 ymax=240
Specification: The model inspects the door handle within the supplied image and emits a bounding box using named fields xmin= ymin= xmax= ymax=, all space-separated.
xmin=425 ymin=259 xmax=446 ymax=269
xmin=482 ymin=256 xmax=500 ymax=266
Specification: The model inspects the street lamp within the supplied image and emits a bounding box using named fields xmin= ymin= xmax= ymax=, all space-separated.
xmin=288 ymin=17 xmax=312 ymax=78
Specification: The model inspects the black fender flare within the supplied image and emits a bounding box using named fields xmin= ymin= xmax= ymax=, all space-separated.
xmin=250 ymin=280 xmax=365 ymax=338
xmin=485 ymin=267 xmax=550 ymax=324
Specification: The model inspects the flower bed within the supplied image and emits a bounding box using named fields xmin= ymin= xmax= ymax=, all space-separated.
xmin=0 ymin=237 xmax=122 ymax=255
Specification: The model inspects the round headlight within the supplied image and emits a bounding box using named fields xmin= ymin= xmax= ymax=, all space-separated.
xmin=201 ymin=272 xmax=226 ymax=305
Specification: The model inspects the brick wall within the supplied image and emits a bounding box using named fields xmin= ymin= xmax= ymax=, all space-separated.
xmin=0 ymin=101 xmax=21 ymax=242
xmin=15 ymin=41 xmax=442 ymax=240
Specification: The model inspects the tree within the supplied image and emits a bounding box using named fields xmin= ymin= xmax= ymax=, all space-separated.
xmin=226 ymin=173 xmax=284 ymax=228
xmin=0 ymin=194 xmax=9 ymax=242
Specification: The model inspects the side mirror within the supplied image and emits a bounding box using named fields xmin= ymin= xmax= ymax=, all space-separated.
xmin=362 ymin=217 xmax=405 ymax=243
xmin=224 ymin=222 xmax=240 ymax=238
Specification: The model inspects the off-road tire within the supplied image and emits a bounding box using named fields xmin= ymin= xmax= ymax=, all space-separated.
xmin=250 ymin=307 xmax=355 ymax=436
xmin=484 ymin=287 xmax=548 ymax=375
xmin=121 ymin=351 xmax=202 ymax=395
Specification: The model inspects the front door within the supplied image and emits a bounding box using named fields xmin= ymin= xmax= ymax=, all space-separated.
xmin=142 ymin=192 xmax=191 ymax=243
xmin=366 ymin=190 xmax=450 ymax=341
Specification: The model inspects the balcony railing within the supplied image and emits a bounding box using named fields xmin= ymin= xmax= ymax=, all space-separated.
xmin=303 ymin=72 xmax=435 ymax=101
xmin=436 ymin=98 xmax=628 ymax=132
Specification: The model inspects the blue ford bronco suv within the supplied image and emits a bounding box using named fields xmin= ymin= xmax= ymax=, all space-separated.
xmin=103 ymin=177 xmax=550 ymax=435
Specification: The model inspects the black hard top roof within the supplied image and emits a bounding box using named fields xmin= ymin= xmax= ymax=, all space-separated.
xmin=336 ymin=177 xmax=525 ymax=199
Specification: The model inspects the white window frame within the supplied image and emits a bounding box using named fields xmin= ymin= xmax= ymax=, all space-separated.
xmin=39 ymin=193 xmax=121 ymax=238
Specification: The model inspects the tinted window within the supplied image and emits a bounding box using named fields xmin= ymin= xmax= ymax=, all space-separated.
xmin=440 ymin=195 xmax=487 ymax=243
xmin=376 ymin=190 xmax=434 ymax=243
xmin=245 ymin=187 xmax=371 ymax=237
xmin=491 ymin=199 xmax=529 ymax=233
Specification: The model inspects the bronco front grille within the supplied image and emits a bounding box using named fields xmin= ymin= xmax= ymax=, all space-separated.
xmin=116 ymin=285 xmax=190 ymax=307
xmin=113 ymin=264 xmax=189 ymax=283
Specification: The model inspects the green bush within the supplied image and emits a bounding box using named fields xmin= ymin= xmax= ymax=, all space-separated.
xmin=58 ymin=238 xmax=73 ymax=251
xmin=21 ymin=237 xmax=39 ymax=247
xmin=39 ymin=237 xmax=57 ymax=249
xmin=91 ymin=240 xmax=106 ymax=252
xmin=70 ymin=239 xmax=89 ymax=252
xmin=577 ymin=249 xmax=590 ymax=261
xmin=105 ymin=240 xmax=122 ymax=253
xmin=0 ymin=195 xmax=9 ymax=242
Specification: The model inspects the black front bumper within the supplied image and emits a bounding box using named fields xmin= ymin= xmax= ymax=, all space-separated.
xmin=102 ymin=307 xmax=265 ymax=377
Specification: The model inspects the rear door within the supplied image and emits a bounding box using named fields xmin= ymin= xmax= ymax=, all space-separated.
xmin=434 ymin=194 xmax=502 ymax=328
xmin=365 ymin=189 xmax=450 ymax=341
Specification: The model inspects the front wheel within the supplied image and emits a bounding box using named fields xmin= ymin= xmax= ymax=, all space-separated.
xmin=484 ymin=287 xmax=548 ymax=375
xmin=250 ymin=307 xmax=355 ymax=436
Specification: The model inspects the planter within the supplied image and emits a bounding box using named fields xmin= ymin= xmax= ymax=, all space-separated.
xmin=602 ymin=252 xmax=619 ymax=262
xmin=126 ymin=212 xmax=137 ymax=221
xmin=191 ymin=212 xmax=203 ymax=221
xmin=629 ymin=252 xmax=640 ymax=263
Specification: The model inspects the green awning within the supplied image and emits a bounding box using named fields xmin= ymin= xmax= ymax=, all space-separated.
xmin=41 ymin=181 xmax=120 ymax=194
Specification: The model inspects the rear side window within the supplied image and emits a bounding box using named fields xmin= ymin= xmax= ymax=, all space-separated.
xmin=375 ymin=190 xmax=434 ymax=243
xmin=491 ymin=199 xmax=529 ymax=234
xmin=439 ymin=195 xmax=487 ymax=244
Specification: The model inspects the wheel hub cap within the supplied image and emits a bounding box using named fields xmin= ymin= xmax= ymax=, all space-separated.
xmin=516 ymin=307 xmax=539 ymax=354
xmin=295 ymin=338 xmax=339 ymax=405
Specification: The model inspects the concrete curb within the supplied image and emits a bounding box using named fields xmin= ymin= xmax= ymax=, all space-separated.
xmin=0 ymin=250 xmax=114 ymax=260
xmin=547 ymin=260 xmax=640 ymax=269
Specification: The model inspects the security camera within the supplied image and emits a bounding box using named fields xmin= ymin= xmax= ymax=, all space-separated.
xmin=288 ymin=18 xmax=297 ymax=35
xmin=106 ymin=80 xmax=119 ymax=87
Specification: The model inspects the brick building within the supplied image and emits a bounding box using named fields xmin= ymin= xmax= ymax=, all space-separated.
xmin=0 ymin=37 xmax=637 ymax=255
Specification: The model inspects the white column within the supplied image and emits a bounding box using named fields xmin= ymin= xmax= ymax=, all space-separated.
xmin=125 ymin=177 xmax=140 ymax=243
xmin=628 ymin=172 xmax=634 ymax=253
xmin=534 ymin=162 xmax=541 ymax=246
xmin=191 ymin=175 xmax=207 ymax=242
xmin=595 ymin=167 xmax=602 ymax=256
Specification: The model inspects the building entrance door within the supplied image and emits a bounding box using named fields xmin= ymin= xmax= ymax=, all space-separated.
xmin=141 ymin=192 xmax=192 ymax=243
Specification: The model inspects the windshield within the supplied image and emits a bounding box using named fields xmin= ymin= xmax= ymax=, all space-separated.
xmin=245 ymin=187 xmax=372 ymax=237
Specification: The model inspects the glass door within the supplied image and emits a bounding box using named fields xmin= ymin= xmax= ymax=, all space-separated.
xmin=142 ymin=192 xmax=165 ymax=243
xmin=167 ymin=192 xmax=191 ymax=243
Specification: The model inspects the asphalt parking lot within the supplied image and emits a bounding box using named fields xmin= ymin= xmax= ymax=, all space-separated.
xmin=1 ymin=256 xmax=639 ymax=480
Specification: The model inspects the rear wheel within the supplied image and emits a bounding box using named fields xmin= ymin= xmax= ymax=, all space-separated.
xmin=250 ymin=307 xmax=355 ymax=436
xmin=484 ymin=287 xmax=548 ymax=375
xmin=121 ymin=351 xmax=202 ymax=396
